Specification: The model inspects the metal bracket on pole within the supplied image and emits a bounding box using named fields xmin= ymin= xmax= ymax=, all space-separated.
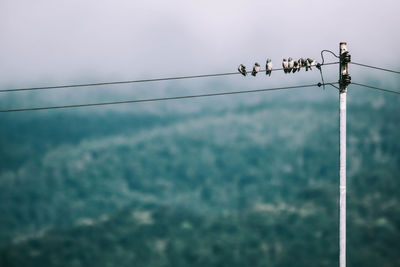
xmin=339 ymin=42 xmax=349 ymax=267
xmin=339 ymin=45 xmax=351 ymax=92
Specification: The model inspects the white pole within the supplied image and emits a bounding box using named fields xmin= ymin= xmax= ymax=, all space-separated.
xmin=339 ymin=42 xmax=349 ymax=267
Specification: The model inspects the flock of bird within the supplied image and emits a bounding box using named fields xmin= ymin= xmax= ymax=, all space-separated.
xmin=238 ymin=58 xmax=319 ymax=77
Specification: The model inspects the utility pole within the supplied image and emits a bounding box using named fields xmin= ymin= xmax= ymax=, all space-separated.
xmin=339 ymin=42 xmax=351 ymax=267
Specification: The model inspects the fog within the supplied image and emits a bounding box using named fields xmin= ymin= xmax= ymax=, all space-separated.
xmin=0 ymin=0 xmax=399 ymax=110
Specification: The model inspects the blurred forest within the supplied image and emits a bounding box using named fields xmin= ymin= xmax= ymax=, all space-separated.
xmin=0 ymin=88 xmax=399 ymax=267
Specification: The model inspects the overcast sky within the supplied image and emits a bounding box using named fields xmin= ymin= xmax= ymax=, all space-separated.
xmin=0 ymin=0 xmax=399 ymax=109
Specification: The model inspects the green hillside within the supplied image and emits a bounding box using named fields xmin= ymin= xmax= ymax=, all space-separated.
xmin=0 ymin=90 xmax=399 ymax=266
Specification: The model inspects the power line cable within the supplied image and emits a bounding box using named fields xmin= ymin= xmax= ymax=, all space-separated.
xmin=0 ymin=82 xmax=338 ymax=113
xmin=351 ymin=62 xmax=400 ymax=75
xmin=318 ymin=82 xmax=339 ymax=90
xmin=0 ymin=62 xmax=339 ymax=93
xmin=351 ymin=82 xmax=400 ymax=95
xmin=321 ymin=50 xmax=339 ymax=65
xmin=318 ymin=50 xmax=340 ymax=90
xmin=318 ymin=67 xmax=326 ymax=90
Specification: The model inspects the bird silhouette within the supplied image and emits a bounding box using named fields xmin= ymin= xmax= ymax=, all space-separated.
xmin=288 ymin=58 xmax=294 ymax=73
xmin=252 ymin=62 xmax=260 ymax=76
xmin=238 ymin=64 xmax=247 ymax=76
xmin=282 ymin=59 xmax=289 ymax=74
xmin=293 ymin=61 xmax=299 ymax=73
xmin=266 ymin=59 xmax=273 ymax=76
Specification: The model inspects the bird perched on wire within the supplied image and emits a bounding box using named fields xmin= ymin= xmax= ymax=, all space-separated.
xmin=307 ymin=58 xmax=317 ymax=70
xmin=295 ymin=59 xmax=301 ymax=72
xmin=298 ymin=59 xmax=304 ymax=72
xmin=282 ymin=59 xmax=289 ymax=74
xmin=252 ymin=62 xmax=260 ymax=76
xmin=288 ymin=58 xmax=294 ymax=73
xmin=305 ymin=58 xmax=311 ymax=71
xmin=293 ymin=61 xmax=299 ymax=73
xmin=266 ymin=59 xmax=273 ymax=76
xmin=238 ymin=64 xmax=247 ymax=76
xmin=300 ymin=58 xmax=306 ymax=68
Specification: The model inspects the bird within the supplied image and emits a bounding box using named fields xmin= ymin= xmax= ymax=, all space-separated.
xmin=282 ymin=59 xmax=289 ymax=74
xmin=307 ymin=58 xmax=318 ymax=71
xmin=288 ymin=57 xmax=294 ymax=73
xmin=307 ymin=58 xmax=321 ymax=70
xmin=252 ymin=62 xmax=260 ymax=76
xmin=238 ymin=64 xmax=247 ymax=76
xmin=266 ymin=59 xmax=273 ymax=76
xmin=300 ymin=58 xmax=306 ymax=68
xmin=297 ymin=59 xmax=303 ymax=72
xmin=307 ymin=58 xmax=317 ymax=67
xmin=293 ymin=61 xmax=299 ymax=73
xmin=299 ymin=57 xmax=306 ymax=71
xmin=305 ymin=58 xmax=311 ymax=71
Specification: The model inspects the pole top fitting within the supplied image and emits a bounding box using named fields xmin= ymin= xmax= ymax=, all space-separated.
xmin=339 ymin=42 xmax=350 ymax=92
xmin=340 ymin=51 xmax=351 ymax=64
xmin=340 ymin=74 xmax=351 ymax=92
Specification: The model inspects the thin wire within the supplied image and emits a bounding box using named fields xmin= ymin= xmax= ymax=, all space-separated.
xmin=351 ymin=82 xmax=400 ymax=95
xmin=0 ymin=62 xmax=339 ymax=93
xmin=321 ymin=50 xmax=339 ymax=65
xmin=318 ymin=50 xmax=339 ymax=90
xmin=328 ymin=83 xmax=340 ymax=90
xmin=351 ymin=62 xmax=400 ymax=75
xmin=0 ymin=83 xmax=337 ymax=113
xmin=318 ymin=68 xmax=326 ymax=90
xmin=319 ymin=82 xmax=340 ymax=90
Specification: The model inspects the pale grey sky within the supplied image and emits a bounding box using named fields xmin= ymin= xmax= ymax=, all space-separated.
xmin=0 ymin=0 xmax=399 ymax=110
